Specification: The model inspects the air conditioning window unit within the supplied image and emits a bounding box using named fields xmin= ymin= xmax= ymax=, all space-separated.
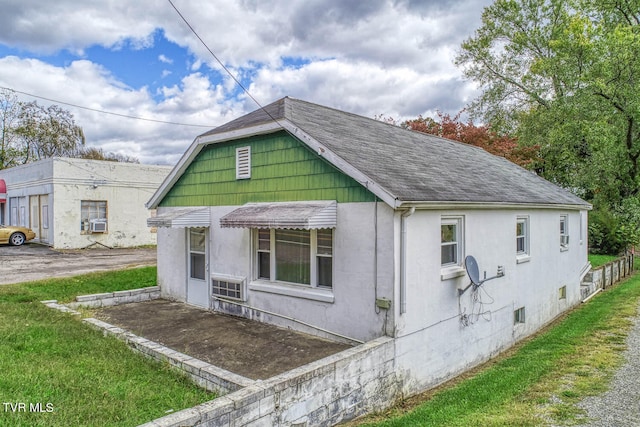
xmin=89 ymin=219 xmax=108 ymax=233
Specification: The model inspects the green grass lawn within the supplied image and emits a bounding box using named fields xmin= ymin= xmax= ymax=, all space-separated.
xmin=588 ymin=254 xmax=621 ymax=268
xmin=0 ymin=267 xmax=215 ymax=427
xmin=355 ymin=270 xmax=640 ymax=427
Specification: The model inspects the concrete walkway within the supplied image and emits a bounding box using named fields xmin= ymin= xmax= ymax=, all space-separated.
xmin=575 ymin=306 xmax=640 ymax=426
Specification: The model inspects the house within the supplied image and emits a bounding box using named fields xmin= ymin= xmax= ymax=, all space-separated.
xmin=0 ymin=157 xmax=171 ymax=249
xmin=147 ymin=97 xmax=591 ymax=396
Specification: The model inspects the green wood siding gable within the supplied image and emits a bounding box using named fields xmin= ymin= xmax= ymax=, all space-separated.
xmin=159 ymin=131 xmax=376 ymax=207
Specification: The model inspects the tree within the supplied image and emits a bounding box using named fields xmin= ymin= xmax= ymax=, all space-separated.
xmin=0 ymin=90 xmax=86 ymax=169
xmin=79 ymin=146 xmax=139 ymax=163
xmin=0 ymin=89 xmax=24 ymax=169
xmin=401 ymin=111 xmax=539 ymax=168
xmin=378 ymin=111 xmax=539 ymax=168
xmin=15 ymin=102 xmax=86 ymax=162
xmin=456 ymin=0 xmax=640 ymax=203
xmin=456 ymin=0 xmax=640 ymax=253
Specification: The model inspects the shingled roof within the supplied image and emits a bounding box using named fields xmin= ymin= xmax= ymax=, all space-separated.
xmin=195 ymin=97 xmax=589 ymax=209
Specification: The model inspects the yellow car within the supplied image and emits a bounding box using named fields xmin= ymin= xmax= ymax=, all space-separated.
xmin=0 ymin=225 xmax=36 ymax=246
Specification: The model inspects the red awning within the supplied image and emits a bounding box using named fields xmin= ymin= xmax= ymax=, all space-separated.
xmin=0 ymin=179 xmax=6 ymax=203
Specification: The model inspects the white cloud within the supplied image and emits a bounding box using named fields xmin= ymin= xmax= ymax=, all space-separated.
xmin=158 ymin=54 xmax=173 ymax=64
xmin=0 ymin=56 xmax=241 ymax=165
xmin=0 ymin=0 xmax=494 ymax=164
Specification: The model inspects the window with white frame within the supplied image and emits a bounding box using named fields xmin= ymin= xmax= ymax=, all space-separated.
xmin=257 ymin=229 xmax=271 ymax=280
xmin=516 ymin=216 xmax=529 ymax=256
xmin=80 ymin=200 xmax=107 ymax=232
xmin=560 ymin=214 xmax=569 ymax=249
xmin=441 ymin=216 xmax=463 ymax=267
xmin=255 ymin=228 xmax=333 ymax=288
xmin=189 ymin=228 xmax=206 ymax=280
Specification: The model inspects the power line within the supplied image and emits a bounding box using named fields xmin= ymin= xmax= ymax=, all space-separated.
xmin=1 ymin=86 xmax=215 ymax=128
xmin=167 ymin=0 xmax=281 ymax=125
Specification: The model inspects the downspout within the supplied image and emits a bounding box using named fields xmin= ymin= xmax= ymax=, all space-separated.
xmin=400 ymin=207 xmax=415 ymax=314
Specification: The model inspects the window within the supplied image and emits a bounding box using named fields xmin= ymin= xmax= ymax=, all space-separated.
xmin=255 ymin=228 xmax=333 ymax=288
xmin=441 ymin=216 xmax=463 ymax=267
xmin=257 ymin=229 xmax=271 ymax=280
xmin=514 ymin=307 xmax=526 ymax=324
xmin=560 ymin=214 xmax=569 ymax=249
xmin=317 ymin=229 xmax=333 ymax=288
xmin=81 ymin=200 xmax=107 ymax=232
xmin=42 ymin=205 xmax=49 ymax=229
xmin=189 ymin=228 xmax=206 ymax=280
xmin=236 ymin=146 xmax=251 ymax=179
xmin=516 ymin=216 xmax=529 ymax=256
xmin=559 ymin=286 xmax=567 ymax=300
xmin=276 ymin=229 xmax=311 ymax=284
xmin=10 ymin=201 xmax=17 ymax=226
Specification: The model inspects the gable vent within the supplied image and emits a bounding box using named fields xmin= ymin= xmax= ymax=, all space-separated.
xmin=236 ymin=146 xmax=251 ymax=179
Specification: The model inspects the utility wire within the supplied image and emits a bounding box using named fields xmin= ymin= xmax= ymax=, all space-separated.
xmin=1 ymin=86 xmax=215 ymax=128
xmin=166 ymin=0 xmax=281 ymax=125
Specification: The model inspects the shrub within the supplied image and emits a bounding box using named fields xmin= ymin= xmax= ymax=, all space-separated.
xmin=589 ymin=197 xmax=640 ymax=255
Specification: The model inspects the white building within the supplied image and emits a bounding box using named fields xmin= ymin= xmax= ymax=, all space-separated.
xmin=147 ymin=97 xmax=591 ymax=397
xmin=0 ymin=157 xmax=171 ymax=249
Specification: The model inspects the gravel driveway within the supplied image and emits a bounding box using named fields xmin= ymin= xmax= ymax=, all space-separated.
xmin=0 ymin=243 xmax=156 ymax=285
xmin=575 ymin=306 xmax=640 ymax=426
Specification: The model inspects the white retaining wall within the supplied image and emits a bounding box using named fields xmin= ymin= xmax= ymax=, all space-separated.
xmin=138 ymin=337 xmax=399 ymax=427
xmin=42 ymin=289 xmax=403 ymax=426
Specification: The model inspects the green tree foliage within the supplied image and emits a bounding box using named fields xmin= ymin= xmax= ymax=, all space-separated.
xmin=15 ymin=101 xmax=86 ymax=162
xmin=457 ymin=0 xmax=640 ymax=253
xmin=0 ymin=89 xmax=85 ymax=169
xmin=0 ymin=90 xmax=139 ymax=167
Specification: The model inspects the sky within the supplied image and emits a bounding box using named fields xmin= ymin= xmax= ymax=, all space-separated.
xmin=0 ymin=0 xmax=493 ymax=166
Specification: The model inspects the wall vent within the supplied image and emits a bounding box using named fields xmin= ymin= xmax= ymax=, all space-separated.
xmin=236 ymin=146 xmax=251 ymax=180
xmin=212 ymin=274 xmax=246 ymax=301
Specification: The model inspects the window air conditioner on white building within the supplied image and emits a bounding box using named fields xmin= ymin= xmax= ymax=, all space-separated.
xmin=89 ymin=219 xmax=108 ymax=233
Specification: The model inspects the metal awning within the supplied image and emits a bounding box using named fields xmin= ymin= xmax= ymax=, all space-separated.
xmin=147 ymin=207 xmax=210 ymax=228
xmin=0 ymin=179 xmax=6 ymax=203
xmin=220 ymin=201 xmax=337 ymax=229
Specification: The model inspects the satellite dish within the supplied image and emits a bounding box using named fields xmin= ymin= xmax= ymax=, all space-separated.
xmin=459 ymin=254 xmax=505 ymax=296
xmin=465 ymin=255 xmax=481 ymax=287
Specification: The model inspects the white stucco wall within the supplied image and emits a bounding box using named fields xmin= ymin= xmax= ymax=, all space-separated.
xmin=155 ymin=202 xmax=396 ymax=343
xmin=394 ymin=207 xmax=589 ymax=395
xmin=0 ymin=157 xmax=172 ymax=248
xmin=155 ymin=202 xmax=591 ymax=397
xmin=1 ymin=160 xmax=55 ymax=240
xmin=211 ymin=202 xmax=397 ymax=343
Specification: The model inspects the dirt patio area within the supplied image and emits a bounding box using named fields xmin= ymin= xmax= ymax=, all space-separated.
xmin=3 ymin=244 xmax=352 ymax=381
xmin=93 ymin=299 xmax=353 ymax=380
